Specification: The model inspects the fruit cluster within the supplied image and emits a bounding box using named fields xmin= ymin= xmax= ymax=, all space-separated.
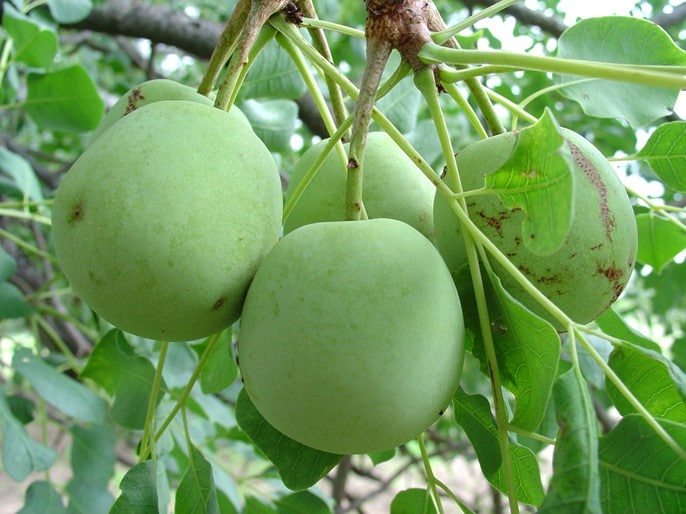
xmin=52 ymin=79 xmax=636 ymax=454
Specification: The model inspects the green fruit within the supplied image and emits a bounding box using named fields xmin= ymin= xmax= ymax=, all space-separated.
xmin=284 ymin=132 xmax=436 ymax=240
xmin=52 ymin=100 xmax=282 ymax=341
xmin=93 ymin=79 xmax=250 ymax=138
xmin=238 ymin=218 xmax=465 ymax=454
xmin=434 ymin=128 xmax=637 ymax=326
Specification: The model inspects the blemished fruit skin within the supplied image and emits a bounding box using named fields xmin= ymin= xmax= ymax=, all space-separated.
xmin=238 ymin=219 xmax=465 ymax=455
xmin=93 ymin=79 xmax=250 ymax=139
xmin=51 ymin=100 xmax=282 ymax=341
xmin=284 ymin=131 xmax=436 ymax=240
xmin=434 ymin=128 xmax=637 ymax=327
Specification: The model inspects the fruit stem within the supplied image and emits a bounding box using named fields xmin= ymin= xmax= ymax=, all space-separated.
xmin=139 ymin=340 xmax=169 ymax=463
xmin=345 ymin=34 xmax=392 ymax=221
xmin=421 ymin=45 xmax=686 ymax=90
xmin=432 ymin=0 xmax=520 ymax=45
xmin=214 ymin=0 xmax=288 ymax=111
xmin=297 ymin=0 xmax=350 ymax=128
xmin=197 ymin=0 xmax=250 ymax=95
xmin=440 ymin=80 xmax=489 ymax=139
xmin=226 ymin=24 xmax=277 ymax=109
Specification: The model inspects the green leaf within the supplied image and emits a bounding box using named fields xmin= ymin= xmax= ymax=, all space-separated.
xmin=557 ymin=17 xmax=686 ymax=127
xmin=376 ymin=76 xmax=421 ymax=134
xmin=636 ymin=213 xmax=686 ymax=272
xmin=637 ymin=121 xmax=686 ymax=192
xmin=368 ymin=448 xmax=395 ymax=465
xmin=81 ymin=329 xmax=164 ymax=429
xmin=235 ymin=388 xmax=342 ymax=491
xmin=452 ymin=389 xmax=544 ymax=506
xmin=0 ymin=246 xmax=17 ymax=282
xmin=239 ymin=98 xmax=297 ymax=153
xmin=17 ymin=481 xmax=67 ymax=514
xmin=484 ymin=109 xmax=575 ymax=256
xmin=65 ymin=481 xmax=114 ymax=514
xmin=25 ymin=64 xmax=104 ymax=132
xmin=595 ymin=308 xmax=662 ymax=352
xmin=0 ymin=389 xmax=56 ymax=482
xmin=192 ymin=330 xmax=236 ymax=394
xmin=110 ymin=461 xmax=160 ymax=514
xmin=538 ymin=370 xmax=602 ymax=514
xmin=0 ymin=282 xmax=34 ymax=318
xmin=275 ymin=491 xmax=332 ymax=514
xmin=70 ymin=423 xmax=116 ymax=488
xmin=599 ymin=415 xmax=686 ymax=513
xmin=244 ymin=497 xmax=277 ymax=514
xmin=484 ymin=274 xmax=561 ymax=432
xmin=0 ymin=147 xmax=44 ymax=202
xmin=390 ymin=488 xmax=437 ymax=514
xmin=174 ymin=445 xmax=220 ymax=514
xmin=12 ymin=348 xmax=107 ymax=424
xmin=47 ymin=0 xmax=93 ymax=24
xmin=606 ymin=344 xmax=686 ymax=422
xmin=2 ymin=4 xmax=58 ymax=68
xmin=241 ymin=39 xmax=306 ymax=100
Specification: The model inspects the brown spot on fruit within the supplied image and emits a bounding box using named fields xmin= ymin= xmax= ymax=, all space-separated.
xmin=68 ymin=202 xmax=85 ymax=223
xmin=124 ymin=87 xmax=145 ymax=115
xmin=212 ymin=298 xmax=225 ymax=311
xmin=568 ymin=141 xmax=616 ymax=241
xmin=476 ymin=210 xmax=511 ymax=238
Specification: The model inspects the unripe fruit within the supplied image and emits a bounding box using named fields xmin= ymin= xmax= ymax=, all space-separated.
xmin=284 ymin=132 xmax=436 ymax=240
xmin=93 ymin=79 xmax=250 ymax=138
xmin=52 ymin=100 xmax=282 ymax=341
xmin=434 ymin=129 xmax=637 ymax=326
xmin=238 ymin=218 xmax=465 ymax=455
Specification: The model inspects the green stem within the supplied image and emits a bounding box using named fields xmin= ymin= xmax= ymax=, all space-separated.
xmin=197 ymin=0 xmax=250 ymax=95
xmin=623 ymin=184 xmax=686 ymax=232
xmin=33 ymin=304 xmax=98 ymax=341
xmin=417 ymin=434 xmax=445 ymax=514
xmin=506 ymin=425 xmax=556 ymax=446
xmin=441 ymin=81 xmax=489 ymax=139
xmin=421 ymin=45 xmax=686 ymax=90
xmin=0 ymin=227 xmax=57 ymax=263
xmin=574 ymin=328 xmax=686 ymax=461
xmin=152 ymin=331 xmax=224 ymax=445
xmin=300 ymin=17 xmax=365 ymax=39
xmin=432 ymin=0 xmax=520 ymax=44
xmin=485 ymin=87 xmax=538 ymax=125
xmin=226 ymin=24 xmax=276 ymax=109
xmin=33 ymin=315 xmax=81 ymax=374
xmin=433 ymin=478 xmax=476 ymax=514
xmin=139 ymin=341 xmax=170 ymax=462
xmin=344 ymin=35 xmax=392 ymax=221
xmin=0 ymin=209 xmax=51 ymax=225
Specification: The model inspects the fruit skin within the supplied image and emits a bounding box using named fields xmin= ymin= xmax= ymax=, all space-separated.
xmin=284 ymin=131 xmax=436 ymax=240
xmin=93 ymin=79 xmax=250 ymax=139
xmin=434 ymin=128 xmax=637 ymax=326
xmin=52 ymin=100 xmax=282 ymax=341
xmin=238 ymin=218 xmax=465 ymax=455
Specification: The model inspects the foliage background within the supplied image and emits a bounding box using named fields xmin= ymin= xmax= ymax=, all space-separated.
xmin=0 ymin=0 xmax=685 ymax=513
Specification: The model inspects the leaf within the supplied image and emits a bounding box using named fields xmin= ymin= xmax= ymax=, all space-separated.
xmin=17 ymin=481 xmax=67 ymax=514
xmin=538 ymin=370 xmax=602 ymax=514
xmin=606 ymin=344 xmax=686 ymax=422
xmin=25 ymin=64 xmax=104 ymax=132
xmin=376 ymin=76 xmax=421 ymax=134
xmin=0 ymin=147 xmax=44 ymax=202
xmin=70 ymin=423 xmax=116 ymax=488
xmin=636 ymin=213 xmax=686 ymax=272
xmin=47 ymin=0 xmax=93 ymax=24
xmin=12 ymin=348 xmax=107 ymax=424
xmin=0 ymin=246 xmax=17 ymax=282
xmin=0 ymin=390 xmax=56 ymax=481
xmin=390 ymin=488 xmax=438 ymax=514
xmin=368 ymin=448 xmax=395 ymax=465
xmin=484 ymin=109 xmax=575 ymax=256
xmin=65 ymin=481 xmax=114 ymax=514
xmin=275 ymin=491 xmax=332 ymax=514
xmin=192 ymin=330 xmax=237 ymax=394
xmin=110 ymin=461 xmax=160 ymax=514
xmin=0 ymin=282 xmax=34 ymax=318
xmin=244 ymin=497 xmax=277 ymax=514
xmin=595 ymin=308 xmax=662 ymax=353
xmin=452 ymin=389 xmax=544 ymax=506
xmin=240 ymin=39 xmax=307 ymax=100
xmin=235 ymin=388 xmax=342 ymax=491
xmin=599 ymin=415 xmax=686 ymax=513
xmin=81 ymin=329 xmax=164 ymax=429
xmin=2 ymin=4 xmax=58 ymax=68
xmin=484 ymin=274 xmax=561 ymax=432
xmin=174 ymin=445 xmax=220 ymax=514
xmin=557 ymin=17 xmax=686 ymax=127
xmin=637 ymin=121 xmax=686 ymax=192
xmin=239 ymin=98 xmax=298 ymax=153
